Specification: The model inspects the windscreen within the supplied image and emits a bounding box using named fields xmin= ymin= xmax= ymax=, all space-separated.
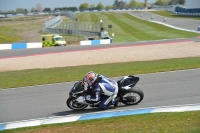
xmin=54 ymin=37 xmax=64 ymax=41
xmin=71 ymin=81 xmax=84 ymax=93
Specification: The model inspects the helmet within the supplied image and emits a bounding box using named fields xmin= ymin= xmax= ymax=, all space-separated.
xmin=86 ymin=71 xmax=97 ymax=85
xmin=87 ymin=72 xmax=96 ymax=81
xmin=83 ymin=71 xmax=97 ymax=88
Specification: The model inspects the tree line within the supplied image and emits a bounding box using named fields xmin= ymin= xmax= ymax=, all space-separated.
xmin=79 ymin=0 xmax=145 ymax=11
xmin=0 ymin=0 xmax=186 ymax=14
xmin=155 ymin=0 xmax=185 ymax=6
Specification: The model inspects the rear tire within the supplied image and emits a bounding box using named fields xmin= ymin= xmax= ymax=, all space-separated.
xmin=66 ymin=97 xmax=88 ymax=110
xmin=121 ymin=87 xmax=144 ymax=105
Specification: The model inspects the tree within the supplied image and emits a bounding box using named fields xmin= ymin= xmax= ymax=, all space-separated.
xmin=125 ymin=3 xmax=130 ymax=8
xmin=120 ymin=1 xmax=126 ymax=8
xmin=105 ymin=5 xmax=113 ymax=9
xmin=128 ymin=0 xmax=143 ymax=8
xmin=168 ymin=0 xmax=185 ymax=5
xmin=129 ymin=0 xmax=137 ymax=8
xmin=62 ymin=7 xmax=68 ymax=11
xmin=179 ymin=0 xmax=185 ymax=4
xmin=155 ymin=0 xmax=164 ymax=5
xmin=119 ymin=1 xmax=126 ymax=8
xmin=79 ymin=2 xmax=89 ymax=10
xmin=53 ymin=8 xmax=62 ymax=12
xmin=113 ymin=0 xmax=119 ymax=8
xmin=7 ymin=10 xmax=15 ymax=13
xmin=162 ymin=0 xmax=170 ymax=5
xmin=90 ymin=4 xmax=95 ymax=8
xmin=42 ymin=8 xmax=51 ymax=12
xmin=31 ymin=7 xmax=38 ymax=12
xmin=97 ymin=2 xmax=104 ymax=10
xmin=113 ymin=0 xmax=126 ymax=8
xmin=135 ymin=2 xmax=143 ymax=7
xmin=24 ymin=9 xmax=28 ymax=13
xmin=52 ymin=6 xmax=78 ymax=12
xmin=36 ymin=3 xmax=42 ymax=12
xmin=88 ymin=4 xmax=96 ymax=10
xmin=70 ymin=7 xmax=78 ymax=11
xmin=16 ymin=8 xmax=26 ymax=13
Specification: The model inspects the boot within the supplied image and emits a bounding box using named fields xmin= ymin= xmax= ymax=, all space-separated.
xmin=90 ymin=101 xmax=100 ymax=108
xmin=113 ymin=97 xmax=119 ymax=107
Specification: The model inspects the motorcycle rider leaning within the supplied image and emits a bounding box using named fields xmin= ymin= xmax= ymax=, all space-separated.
xmin=82 ymin=71 xmax=119 ymax=109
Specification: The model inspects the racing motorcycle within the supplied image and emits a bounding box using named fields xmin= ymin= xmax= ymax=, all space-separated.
xmin=66 ymin=75 xmax=144 ymax=110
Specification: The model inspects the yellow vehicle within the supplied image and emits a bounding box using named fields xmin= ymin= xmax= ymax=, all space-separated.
xmin=41 ymin=34 xmax=66 ymax=47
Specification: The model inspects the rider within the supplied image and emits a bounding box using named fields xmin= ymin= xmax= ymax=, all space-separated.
xmin=82 ymin=71 xmax=119 ymax=109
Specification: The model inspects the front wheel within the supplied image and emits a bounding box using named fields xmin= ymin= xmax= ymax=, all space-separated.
xmin=66 ymin=97 xmax=88 ymax=110
xmin=121 ymin=87 xmax=144 ymax=105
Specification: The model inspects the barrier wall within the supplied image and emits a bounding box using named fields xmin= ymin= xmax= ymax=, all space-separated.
xmin=0 ymin=43 xmax=42 ymax=50
xmin=0 ymin=40 xmax=112 ymax=50
xmin=80 ymin=39 xmax=112 ymax=46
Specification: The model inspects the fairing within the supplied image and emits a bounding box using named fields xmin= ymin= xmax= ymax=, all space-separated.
xmin=117 ymin=76 xmax=139 ymax=90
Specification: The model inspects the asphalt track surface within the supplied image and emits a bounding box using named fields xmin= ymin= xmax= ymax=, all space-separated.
xmin=0 ymin=69 xmax=200 ymax=123
xmin=129 ymin=11 xmax=200 ymax=32
xmin=0 ymin=38 xmax=200 ymax=59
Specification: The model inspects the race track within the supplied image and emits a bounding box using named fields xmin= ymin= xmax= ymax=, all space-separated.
xmin=0 ymin=38 xmax=199 ymax=59
xmin=0 ymin=69 xmax=200 ymax=123
xmin=129 ymin=11 xmax=200 ymax=32
xmin=1 ymin=11 xmax=200 ymax=124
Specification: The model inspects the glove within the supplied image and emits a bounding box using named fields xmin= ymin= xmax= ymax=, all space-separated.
xmin=83 ymin=81 xmax=88 ymax=91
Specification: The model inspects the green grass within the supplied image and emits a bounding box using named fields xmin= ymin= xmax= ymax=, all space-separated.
xmin=0 ymin=25 xmax=21 ymax=43
xmin=0 ymin=16 xmax=45 ymax=22
xmin=148 ymin=10 xmax=200 ymax=20
xmin=0 ymin=57 xmax=200 ymax=89
xmin=76 ymin=12 xmax=200 ymax=43
xmin=1 ymin=12 xmax=200 ymax=43
xmin=1 ymin=111 xmax=200 ymax=133
xmin=0 ymin=17 xmax=44 ymax=43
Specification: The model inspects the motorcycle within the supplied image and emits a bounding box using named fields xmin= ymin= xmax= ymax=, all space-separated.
xmin=66 ymin=75 xmax=144 ymax=110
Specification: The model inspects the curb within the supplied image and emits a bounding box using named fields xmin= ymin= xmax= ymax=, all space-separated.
xmin=0 ymin=39 xmax=113 ymax=51
xmin=80 ymin=39 xmax=112 ymax=45
xmin=0 ymin=103 xmax=200 ymax=131
xmin=0 ymin=43 xmax=42 ymax=51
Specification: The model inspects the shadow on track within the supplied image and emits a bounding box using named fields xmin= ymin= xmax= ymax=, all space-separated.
xmin=52 ymin=104 xmax=139 ymax=116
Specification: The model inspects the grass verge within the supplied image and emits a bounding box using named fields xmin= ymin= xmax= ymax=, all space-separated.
xmin=0 ymin=16 xmax=46 ymax=43
xmin=1 ymin=111 xmax=200 ymax=133
xmin=1 ymin=12 xmax=200 ymax=43
xmin=76 ymin=12 xmax=200 ymax=43
xmin=0 ymin=25 xmax=21 ymax=43
xmin=0 ymin=57 xmax=200 ymax=89
xmin=148 ymin=10 xmax=200 ymax=20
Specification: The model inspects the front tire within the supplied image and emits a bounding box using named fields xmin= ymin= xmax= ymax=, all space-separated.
xmin=66 ymin=97 xmax=88 ymax=110
xmin=121 ymin=87 xmax=144 ymax=105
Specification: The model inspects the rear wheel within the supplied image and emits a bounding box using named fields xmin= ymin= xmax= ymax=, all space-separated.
xmin=121 ymin=87 xmax=144 ymax=105
xmin=66 ymin=97 xmax=88 ymax=110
